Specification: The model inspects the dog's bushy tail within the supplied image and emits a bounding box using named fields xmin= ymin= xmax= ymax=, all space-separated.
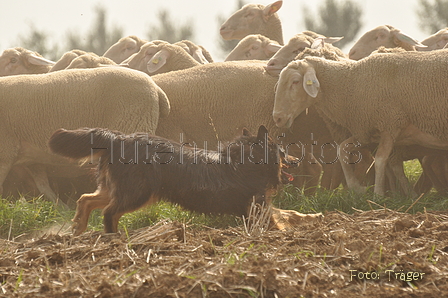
xmin=49 ymin=127 xmax=116 ymax=160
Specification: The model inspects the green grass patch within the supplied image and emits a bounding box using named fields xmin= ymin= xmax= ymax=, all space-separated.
xmin=272 ymin=183 xmax=448 ymax=215
xmin=118 ymin=201 xmax=242 ymax=231
xmin=0 ymin=196 xmax=71 ymax=239
xmin=1 ymin=158 xmax=446 ymax=238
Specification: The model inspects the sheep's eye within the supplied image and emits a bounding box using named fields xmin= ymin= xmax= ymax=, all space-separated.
xmin=252 ymin=46 xmax=259 ymax=51
xmin=10 ymin=57 xmax=17 ymax=63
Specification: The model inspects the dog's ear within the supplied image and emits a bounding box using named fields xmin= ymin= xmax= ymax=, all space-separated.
xmin=256 ymin=125 xmax=269 ymax=141
xmin=242 ymin=127 xmax=252 ymax=137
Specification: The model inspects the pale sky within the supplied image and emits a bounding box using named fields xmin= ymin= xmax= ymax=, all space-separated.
xmin=0 ymin=0 xmax=430 ymax=61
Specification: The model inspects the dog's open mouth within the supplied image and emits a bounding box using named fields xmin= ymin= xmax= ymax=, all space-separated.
xmin=281 ymin=169 xmax=294 ymax=182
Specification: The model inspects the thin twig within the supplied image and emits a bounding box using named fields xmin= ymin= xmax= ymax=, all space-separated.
xmin=405 ymin=193 xmax=425 ymax=213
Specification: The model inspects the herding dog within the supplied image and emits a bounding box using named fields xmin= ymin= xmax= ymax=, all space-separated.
xmin=48 ymin=125 xmax=299 ymax=235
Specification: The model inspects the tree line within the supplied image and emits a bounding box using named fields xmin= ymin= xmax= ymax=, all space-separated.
xmin=13 ymin=0 xmax=448 ymax=61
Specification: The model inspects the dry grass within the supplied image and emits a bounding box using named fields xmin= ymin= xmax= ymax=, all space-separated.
xmin=1 ymin=208 xmax=447 ymax=297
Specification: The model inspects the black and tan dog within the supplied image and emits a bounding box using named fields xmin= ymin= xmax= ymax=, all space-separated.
xmin=49 ymin=125 xmax=305 ymax=235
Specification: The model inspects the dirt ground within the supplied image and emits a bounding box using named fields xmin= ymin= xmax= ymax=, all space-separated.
xmin=0 ymin=208 xmax=447 ymax=298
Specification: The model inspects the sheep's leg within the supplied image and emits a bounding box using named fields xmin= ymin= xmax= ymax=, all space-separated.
xmin=353 ymin=148 xmax=375 ymax=186
xmin=328 ymin=162 xmax=344 ymax=190
xmin=320 ymin=163 xmax=333 ymax=189
xmin=338 ymin=136 xmax=365 ymax=193
xmin=387 ymin=157 xmax=416 ymax=197
xmin=72 ymin=187 xmax=111 ymax=236
xmin=0 ymin=163 xmax=14 ymax=196
xmin=302 ymin=154 xmax=322 ymax=195
xmin=421 ymin=155 xmax=448 ymax=194
xmin=374 ymin=133 xmax=395 ymax=196
xmin=24 ymin=164 xmax=69 ymax=209
xmin=413 ymin=159 xmax=434 ymax=195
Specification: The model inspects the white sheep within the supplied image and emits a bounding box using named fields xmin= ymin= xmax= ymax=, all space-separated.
xmin=174 ymin=40 xmax=214 ymax=63
xmin=420 ymin=28 xmax=448 ymax=50
xmin=304 ymin=45 xmax=444 ymax=196
xmin=266 ymin=31 xmax=344 ymax=76
xmin=0 ymin=47 xmax=55 ymax=76
xmin=224 ymin=34 xmax=282 ymax=61
xmin=220 ymin=0 xmax=284 ymax=45
xmin=103 ymin=35 xmax=148 ymax=63
xmin=273 ymin=50 xmax=448 ymax=196
xmin=124 ymin=43 xmax=201 ymax=75
xmin=0 ymin=67 xmax=170 ymax=205
xmin=348 ymin=25 xmax=426 ymax=60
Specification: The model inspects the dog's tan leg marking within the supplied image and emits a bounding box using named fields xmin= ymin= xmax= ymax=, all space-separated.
xmin=72 ymin=187 xmax=111 ymax=236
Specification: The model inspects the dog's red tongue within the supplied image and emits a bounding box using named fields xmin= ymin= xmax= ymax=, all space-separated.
xmin=282 ymin=170 xmax=294 ymax=181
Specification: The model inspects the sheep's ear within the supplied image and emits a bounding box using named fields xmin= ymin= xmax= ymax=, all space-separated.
xmin=392 ymin=31 xmax=427 ymax=49
xmin=265 ymin=43 xmax=282 ymax=56
xmin=311 ymin=37 xmax=344 ymax=50
xmin=263 ymin=0 xmax=282 ymax=21
xmin=311 ymin=38 xmax=325 ymax=50
xmin=324 ymin=36 xmax=344 ymax=44
xmin=303 ymin=67 xmax=320 ymax=98
xmin=27 ymin=54 xmax=55 ymax=66
xmin=192 ymin=49 xmax=209 ymax=64
xmin=147 ymin=49 xmax=169 ymax=73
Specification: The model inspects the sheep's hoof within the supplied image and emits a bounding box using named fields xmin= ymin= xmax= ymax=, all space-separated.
xmin=270 ymin=208 xmax=323 ymax=230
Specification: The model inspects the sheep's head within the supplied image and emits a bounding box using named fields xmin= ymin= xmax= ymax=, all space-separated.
xmin=103 ymin=35 xmax=147 ymax=63
xmin=225 ymin=34 xmax=281 ymax=61
xmin=420 ymin=28 xmax=448 ymax=50
xmin=0 ymin=47 xmax=54 ymax=76
xmin=220 ymin=0 xmax=282 ymax=40
xmin=266 ymin=34 xmax=315 ymax=76
xmin=273 ymin=60 xmax=320 ymax=129
xmin=174 ymin=40 xmax=210 ymax=64
xmin=266 ymin=33 xmax=343 ymax=76
xmin=66 ymin=54 xmax=116 ymax=69
xmin=121 ymin=41 xmax=168 ymax=73
xmin=49 ymin=50 xmax=87 ymax=72
xmin=348 ymin=25 xmax=425 ymax=60
xmin=125 ymin=43 xmax=197 ymax=75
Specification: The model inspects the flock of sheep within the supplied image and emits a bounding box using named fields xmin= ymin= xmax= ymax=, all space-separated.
xmin=0 ymin=0 xmax=448 ymax=208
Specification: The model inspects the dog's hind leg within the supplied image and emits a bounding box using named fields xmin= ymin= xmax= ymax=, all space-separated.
xmin=72 ymin=187 xmax=111 ymax=236
xmin=102 ymin=194 xmax=159 ymax=233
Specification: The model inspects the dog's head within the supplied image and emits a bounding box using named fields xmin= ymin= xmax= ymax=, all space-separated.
xmin=234 ymin=125 xmax=300 ymax=185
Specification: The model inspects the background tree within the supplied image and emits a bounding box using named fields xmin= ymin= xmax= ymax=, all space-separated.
xmin=302 ymin=0 xmax=363 ymax=48
xmin=18 ymin=6 xmax=123 ymax=59
xmin=18 ymin=26 xmax=60 ymax=60
xmin=216 ymin=0 xmax=247 ymax=59
xmin=146 ymin=10 xmax=194 ymax=43
xmin=67 ymin=5 xmax=123 ymax=55
xmin=416 ymin=0 xmax=448 ymax=33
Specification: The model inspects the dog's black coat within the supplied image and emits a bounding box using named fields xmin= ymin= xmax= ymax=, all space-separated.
xmin=49 ymin=125 xmax=289 ymax=233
